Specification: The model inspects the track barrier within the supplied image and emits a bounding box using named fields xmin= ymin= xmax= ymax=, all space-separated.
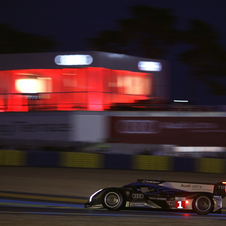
xmin=0 ymin=150 xmax=225 ymax=173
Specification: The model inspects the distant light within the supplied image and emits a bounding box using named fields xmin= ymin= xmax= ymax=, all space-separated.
xmin=174 ymin=100 xmax=189 ymax=103
xmin=15 ymin=78 xmax=52 ymax=93
xmin=16 ymin=79 xmax=38 ymax=93
xmin=54 ymin=55 xmax=93 ymax=66
xmin=138 ymin=61 xmax=162 ymax=71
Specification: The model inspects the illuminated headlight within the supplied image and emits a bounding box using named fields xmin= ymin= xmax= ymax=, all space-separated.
xmin=89 ymin=189 xmax=103 ymax=202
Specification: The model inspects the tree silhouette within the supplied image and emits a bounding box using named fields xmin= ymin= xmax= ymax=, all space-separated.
xmin=178 ymin=19 xmax=226 ymax=95
xmin=0 ymin=23 xmax=56 ymax=54
xmin=87 ymin=5 xmax=226 ymax=96
xmin=88 ymin=5 xmax=177 ymax=59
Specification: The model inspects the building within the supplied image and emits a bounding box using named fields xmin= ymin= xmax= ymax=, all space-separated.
xmin=1 ymin=52 xmax=226 ymax=158
xmin=0 ymin=51 xmax=170 ymax=112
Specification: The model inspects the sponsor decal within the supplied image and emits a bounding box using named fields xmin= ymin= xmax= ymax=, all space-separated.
xmin=218 ymin=185 xmax=225 ymax=190
xmin=142 ymin=180 xmax=161 ymax=184
xmin=175 ymin=201 xmax=185 ymax=209
xmin=0 ymin=123 xmax=70 ymax=135
xmin=115 ymin=120 xmax=161 ymax=134
xmin=149 ymin=197 xmax=166 ymax=201
xmin=161 ymin=182 xmax=214 ymax=193
xmin=167 ymin=201 xmax=174 ymax=206
xmin=181 ymin=184 xmax=202 ymax=189
xmin=115 ymin=119 xmax=219 ymax=134
xmin=132 ymin=194 xmax=144 ymax=199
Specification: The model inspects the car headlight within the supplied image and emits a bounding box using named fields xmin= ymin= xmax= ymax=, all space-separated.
xmin=89 ymin=189 xmax=103 ymax=202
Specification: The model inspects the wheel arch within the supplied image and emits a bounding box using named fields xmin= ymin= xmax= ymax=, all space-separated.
xmin=192 ymin=193 xmax=214 ymax=215
xmin=102 ymin=188 xmax=126 ymax=210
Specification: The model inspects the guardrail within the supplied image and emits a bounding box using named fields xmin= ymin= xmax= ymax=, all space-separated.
xmin=0 ymin=150 xmax=226 ymax=174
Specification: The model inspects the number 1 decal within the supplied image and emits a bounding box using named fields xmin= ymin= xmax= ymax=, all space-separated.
xmin=175 ymin=201 xmax=185 ymax=209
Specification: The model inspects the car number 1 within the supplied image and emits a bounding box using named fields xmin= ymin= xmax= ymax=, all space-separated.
xmin=175 ymin=201 xmax=185 ymax=209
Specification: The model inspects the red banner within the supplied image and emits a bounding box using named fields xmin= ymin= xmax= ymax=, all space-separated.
xmin=110 ymin=116 xmax=226 ymax=146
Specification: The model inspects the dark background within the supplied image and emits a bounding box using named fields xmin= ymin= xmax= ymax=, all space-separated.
xmin=1 ymin=0 xmax=226 ymax=105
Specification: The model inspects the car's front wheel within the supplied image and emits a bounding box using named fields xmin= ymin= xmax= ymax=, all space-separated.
xmin=192 ymin=195 xmax=213 ymax=215
xmin=102 ymin=190 xmax=125 ymax=210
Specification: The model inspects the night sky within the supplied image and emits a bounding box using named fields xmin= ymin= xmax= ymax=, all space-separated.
xmin=1 ymin=0 xmax=226 ymax=105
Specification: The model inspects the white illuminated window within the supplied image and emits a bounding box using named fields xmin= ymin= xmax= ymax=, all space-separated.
xmin=15 ymin=78 xmax=52 ymax=93
xmin=138 ymin=61 xmax=162 ymax=71
xmin=115 ymin=75 xmax=149 ymax=95
xmin=54 ymin=55 xmax=93 ymax=66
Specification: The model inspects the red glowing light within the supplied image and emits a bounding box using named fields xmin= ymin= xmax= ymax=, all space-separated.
xmin=0 ymin=67 xmax=152 ymax=112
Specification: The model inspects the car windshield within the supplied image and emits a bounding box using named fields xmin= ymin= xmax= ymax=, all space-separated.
xmin=140 ymin=186 xmax=158 ymax=193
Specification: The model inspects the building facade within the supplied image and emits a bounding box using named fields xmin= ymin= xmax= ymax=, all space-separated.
xmin=0 ymin=51 xmax=170 ymax=112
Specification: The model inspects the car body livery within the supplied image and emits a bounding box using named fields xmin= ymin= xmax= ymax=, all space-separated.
xmin=85 ymin=179 xmax=226 ymax=215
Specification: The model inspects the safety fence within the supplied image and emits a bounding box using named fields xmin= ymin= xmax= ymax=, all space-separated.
xmin=0 ymin=150 xmax=226 ymax=174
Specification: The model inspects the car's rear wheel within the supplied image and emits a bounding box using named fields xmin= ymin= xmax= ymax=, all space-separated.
xmin=102 ymin=190 xmax=125 ymax=210
xmin=192 ymin=195 xmax=213 ymax=215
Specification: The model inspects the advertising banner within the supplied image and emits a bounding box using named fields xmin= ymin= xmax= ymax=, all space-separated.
xmin=0 ymin=112 xmax=108 ymax=143
xmin=0 ymin=112 xmax=71 ymax=141
xmin=110 ymin=116 xmax=226 ymax=146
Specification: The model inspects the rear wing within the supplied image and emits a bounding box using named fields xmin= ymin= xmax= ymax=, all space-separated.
xmin=137 ymin=179 xmax=226 ymax=198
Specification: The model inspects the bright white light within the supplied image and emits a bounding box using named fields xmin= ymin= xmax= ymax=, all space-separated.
xmin=89 ymin=189 xmax=103 ymax=203
xmin=16 ymin=79 xmax=38 ymax=93
xmin=174 ymin=100 xmax=189 ymax=103
xmin=15 ymin=78 xmax=52 ymax=93
xmin=174 ymin=146 xmax=224 ymax=153
xmin=138 ymin=61 xmax=162 ymax=71
xmin=54 ymin=55 xmax=93 ymax=66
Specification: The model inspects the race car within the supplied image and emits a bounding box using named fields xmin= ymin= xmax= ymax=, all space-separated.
xmin=85 ymin=179 xmax=226 ymax=215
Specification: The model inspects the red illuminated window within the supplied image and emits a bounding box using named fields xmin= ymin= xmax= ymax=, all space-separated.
xmin=0 ymin=68 xmax=153 ymax=112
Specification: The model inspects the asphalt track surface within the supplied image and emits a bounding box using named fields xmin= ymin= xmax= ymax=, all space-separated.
xmin=0 ymin=196 xmax=226 ymax=218
xmin=1 ymin=167 xmax=226 ymax=225
xmin=0 ymin=194 xmax=226 ymax=226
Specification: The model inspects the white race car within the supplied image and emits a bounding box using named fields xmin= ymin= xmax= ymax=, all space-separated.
xmin=85 ymin=179 xmax=226 ymax=215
